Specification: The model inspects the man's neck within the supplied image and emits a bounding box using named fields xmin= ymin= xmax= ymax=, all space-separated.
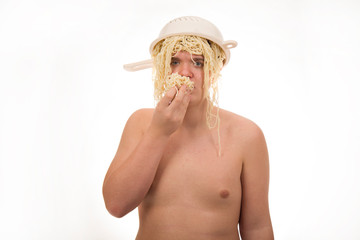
xmin=179 ymin=99 xmax=208 ymax=133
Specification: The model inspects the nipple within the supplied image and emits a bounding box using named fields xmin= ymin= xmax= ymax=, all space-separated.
xmin=219 ymin=190 xmax=230 ymax=199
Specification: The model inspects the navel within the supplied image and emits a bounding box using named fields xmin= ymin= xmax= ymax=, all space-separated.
xmin=219 ymin=189 xmax=230 ymax=199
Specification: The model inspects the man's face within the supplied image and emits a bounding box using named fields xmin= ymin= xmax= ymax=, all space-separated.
xmin=170 ymin=51 xmax=205 ymax=104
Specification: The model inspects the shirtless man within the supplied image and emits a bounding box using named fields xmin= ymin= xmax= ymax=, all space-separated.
xmin=103 ymin=16 xmax=274 ymax=240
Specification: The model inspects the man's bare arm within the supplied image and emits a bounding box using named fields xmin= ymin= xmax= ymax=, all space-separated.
xmin=239 ymin=123 xmax=274 ymax=239
xmin=102 ymin=86 xmax=191 ymax=218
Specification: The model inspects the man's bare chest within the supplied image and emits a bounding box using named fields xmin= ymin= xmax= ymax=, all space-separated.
xmin=144 ymin=133 xmax=243 ymax=210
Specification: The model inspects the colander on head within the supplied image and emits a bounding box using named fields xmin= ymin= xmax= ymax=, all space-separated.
xmin=123 ymin=16 xmax=238 ymax=72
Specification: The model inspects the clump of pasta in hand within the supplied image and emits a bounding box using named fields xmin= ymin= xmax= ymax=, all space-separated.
xmin=164 ymin=73 xmax=194 ymax=95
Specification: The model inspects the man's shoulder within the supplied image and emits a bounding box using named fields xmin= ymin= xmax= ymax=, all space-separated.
xmin=130 ymin=108 xmax=154 ymax=119
xmin=219 ymin=108 xmax=259 ymax=129
xmin=219 ymin=109 xmax=267 ymax=163
xmin=219 ymin=108 xmax=264 ymax=140
xmin=125 ymin=108 xmax=154 ymax=131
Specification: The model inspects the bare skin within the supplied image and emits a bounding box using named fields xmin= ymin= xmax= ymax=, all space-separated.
xmin=103 ymin=51 xmax=274 ymax=239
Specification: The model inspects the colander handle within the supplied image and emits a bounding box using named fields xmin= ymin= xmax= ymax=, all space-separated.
xmin=123 ymin=59 xmax=153 ymax=72
xmin=223 ymin=40 xmax=238 ymax=49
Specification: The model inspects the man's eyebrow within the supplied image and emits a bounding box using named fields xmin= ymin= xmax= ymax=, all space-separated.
xmin=192 ymin=56 xmax=204 ymax=61
xmin=170 ymin=56 xmax=204 ymax=61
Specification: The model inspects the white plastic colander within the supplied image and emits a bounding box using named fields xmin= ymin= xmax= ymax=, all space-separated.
xmin=123 ymin=16 xmax=237 ymax=71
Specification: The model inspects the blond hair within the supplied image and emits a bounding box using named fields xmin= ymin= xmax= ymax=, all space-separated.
xmin=151 ymin=35 xmax=225 ymax=129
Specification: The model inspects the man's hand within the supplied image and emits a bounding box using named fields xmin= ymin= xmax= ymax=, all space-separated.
xmin=149 ymin=85 xmax=191 ymax=137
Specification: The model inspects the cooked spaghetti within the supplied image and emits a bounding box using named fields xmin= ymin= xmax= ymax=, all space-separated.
xmin=151 ymin=35 xmax=225 ymax=129
xmin=163 ymin=73 xmax=194 ymax=95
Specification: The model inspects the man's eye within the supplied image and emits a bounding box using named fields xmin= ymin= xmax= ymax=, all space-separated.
xmin=194 ymin=61 xmax=204 ymax=67
xmin=171 ymin=61 xmax=179 ymax=65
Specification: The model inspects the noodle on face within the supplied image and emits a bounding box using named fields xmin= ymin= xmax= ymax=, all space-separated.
xmin=163 ymin=73 xmax=194 ymax=94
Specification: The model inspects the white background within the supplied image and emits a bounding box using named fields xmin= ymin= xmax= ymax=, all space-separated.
xmin=1 ymin=0 xmax=359 ymax=239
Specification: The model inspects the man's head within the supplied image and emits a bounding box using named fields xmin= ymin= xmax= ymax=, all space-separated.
xmin=151 ymin=35 xmax=225 ymax=107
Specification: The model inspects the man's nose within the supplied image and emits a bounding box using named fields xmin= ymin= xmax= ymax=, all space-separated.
xmin=178 ymin=63 xmax=193 ymax=78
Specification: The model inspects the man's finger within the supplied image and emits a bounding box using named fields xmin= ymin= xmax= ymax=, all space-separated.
xmin=169 ymin=85 xmax=190 ymax=109
xmin=158 ymin=87 xmax=177 ymax=108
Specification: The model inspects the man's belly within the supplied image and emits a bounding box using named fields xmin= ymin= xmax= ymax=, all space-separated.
xmin=136 ymin=204 xmax=240 ymax=240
